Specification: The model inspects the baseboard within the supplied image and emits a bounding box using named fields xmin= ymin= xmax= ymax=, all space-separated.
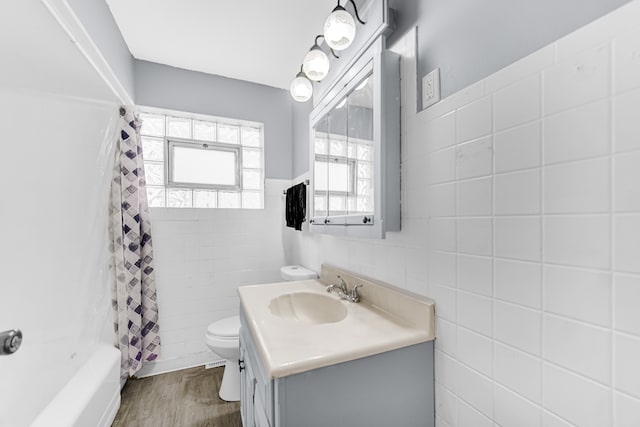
xmin=135 ymin=351 xmax=224 ymax=378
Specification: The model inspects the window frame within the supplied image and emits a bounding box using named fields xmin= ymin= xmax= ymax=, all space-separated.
xmin=138 ymin=105 xmax=265 ymax=209
xmin=313 ymin=154 xmax=357 ymax=196
xmin=165 ymin=137 xmax=242 ymax=191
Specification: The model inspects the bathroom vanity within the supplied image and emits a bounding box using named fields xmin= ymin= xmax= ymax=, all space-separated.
xmin=238 ymin=265 xmax=436 ymax=427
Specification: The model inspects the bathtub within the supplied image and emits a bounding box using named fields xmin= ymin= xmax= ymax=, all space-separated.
xmin=31 ymin=344 xmax=121 ymax=427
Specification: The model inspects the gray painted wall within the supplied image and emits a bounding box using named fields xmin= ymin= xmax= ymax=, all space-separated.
xmin=292 ymin=101 xmax=313 ymax=179
xmin=67 ymin=0 xmax=135 ymax=101
xmin=135 ymin=60 xmax=293 ymax=180
xmin=387 ymin=0 xmax=630 ymax=108
xmin=292 ymin=0 xmax=630 ymax=175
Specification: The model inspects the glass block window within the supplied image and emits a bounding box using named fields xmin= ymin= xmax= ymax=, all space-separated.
xmin=139 ymin=110 xmax=264 ymax=209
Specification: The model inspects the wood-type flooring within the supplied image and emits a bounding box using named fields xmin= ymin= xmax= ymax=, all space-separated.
xmin=112 ymin=366 xmax=242 ymax=427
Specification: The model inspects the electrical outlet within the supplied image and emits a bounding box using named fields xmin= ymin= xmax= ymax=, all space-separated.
xmin=422 ymin=68 xmax=440 ymax=110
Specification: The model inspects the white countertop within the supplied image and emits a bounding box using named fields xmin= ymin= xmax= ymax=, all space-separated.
xmin=238 ymin=277 xmax=435 ymax=379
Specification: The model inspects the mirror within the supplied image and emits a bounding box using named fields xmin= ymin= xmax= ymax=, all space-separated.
xmin=312 ymin=72 xmax=374 ymax=220
xmin=308 ymin=37 xmax=400 ymax=238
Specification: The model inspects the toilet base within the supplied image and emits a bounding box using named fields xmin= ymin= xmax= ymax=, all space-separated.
xmin=219 ymin=359 xmax=240 ymax=402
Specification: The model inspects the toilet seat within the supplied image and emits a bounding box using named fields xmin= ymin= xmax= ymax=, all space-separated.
xmin=206 ymin=315 xmax=240 ymax=339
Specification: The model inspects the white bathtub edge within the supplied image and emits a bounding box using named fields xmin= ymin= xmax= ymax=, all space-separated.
xmin=31 ymin=344 xmax=121 ymax=427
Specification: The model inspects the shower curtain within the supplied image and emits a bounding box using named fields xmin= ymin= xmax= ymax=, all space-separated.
xmin=109 ymin=106 xmax=161 ymax=383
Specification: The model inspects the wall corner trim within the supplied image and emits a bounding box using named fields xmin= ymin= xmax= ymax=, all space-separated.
xmin=40 ymin=0 xmax=134 ymax=105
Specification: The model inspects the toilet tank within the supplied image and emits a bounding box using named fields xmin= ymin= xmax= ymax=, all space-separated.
xmin=280 ymin=265 xmax=318 ymax=281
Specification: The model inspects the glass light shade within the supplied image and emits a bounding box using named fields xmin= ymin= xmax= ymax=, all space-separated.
xmin=290 ymin=74 xmax=313 ymax=102
xmin=302 ymin=47 xmax=330 ymax=82
xmin=323 ymin=9 xmax=356 ymax=51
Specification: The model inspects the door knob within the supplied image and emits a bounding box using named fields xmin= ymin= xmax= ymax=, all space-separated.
xmin=1 ymin=329 xmax=22 ymax=355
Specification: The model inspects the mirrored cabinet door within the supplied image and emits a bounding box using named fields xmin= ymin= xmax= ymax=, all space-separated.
xmin=347 ymin=72 xmax=374 ymax=217
xmin=313 ymin=115 xmax=329 ymax=219
xmin=309 ymin=37 xmax=399 ymax=238
xmin=327 ymin=104 xmax=349 ymax=218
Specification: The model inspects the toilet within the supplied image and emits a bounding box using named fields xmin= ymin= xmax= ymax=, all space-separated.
xmin=205 ymin=315 xmax=242 ymax=401
xmin=279 ymin=265 xmax=318 ymax=282
xmin=204 ymin=265 xmax=317 ymax=401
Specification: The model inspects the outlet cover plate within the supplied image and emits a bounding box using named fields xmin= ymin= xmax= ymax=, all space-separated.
xmin=422 ymin=68 xmax=441 ymax=110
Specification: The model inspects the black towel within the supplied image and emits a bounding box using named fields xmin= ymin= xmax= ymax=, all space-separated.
xmin=285 ymin=183 xmax=306 ymax=231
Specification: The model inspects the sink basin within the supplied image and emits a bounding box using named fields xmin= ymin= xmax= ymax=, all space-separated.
xmin=269 ymin=292 xmax=347 ymax=325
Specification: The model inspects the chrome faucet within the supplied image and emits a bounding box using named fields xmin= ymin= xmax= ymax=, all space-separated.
xmin=326 ymin=275 xmax=363 ymax=303
xmin=326 ymin=275 xmax=348 ymax=296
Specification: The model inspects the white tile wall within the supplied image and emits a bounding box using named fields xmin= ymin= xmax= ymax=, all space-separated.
xmin=457 ymin=291 xmax=492 ymax=337
xmin=457 ymin=399 xmax=492 ymax=427
xmin=544 ymin=158 xmax=610 ymax=214
xmin=543 ymin=364 xmax=611 ymax=427
xmin=614 ymin=274 xmax=640 ymax=336
xmin=614 ymin=333 xmax=640 ymax=399
xmin=494 ymin=342 xmax=541 ymax=403
xmin=457 ymin=255 xmax=492 ymax=297
xmin=543 ymin=100 xmax=610 ymax=165
xmin=457 ymin=327 xmax=492 ymax=376
xmin=543 ymin=265 xmax=611 ymax=326
xmin=494 ymin=122 xmax=541 ymax=173
xmin=494 ymin=259 xmax=542 ymax=309
xmin=287 ymin=2 xmax=640 ymax=425
xmin=494 ymin=383 xmax=541 ymax=427
xmin=455 ymin=363 xmax=493 ymax=418
xmin=494 ymin=169 xmax=540 ymax=215
xmin=494 ymin=75 xmax=541 ymax=132
xmin=614 ymin=89 xmax=640 ymax=152
xmin=543 ymin=315 xmax=611 ymax=384
xmin=494 ymin=301 xmax=541 ymax=356
xmin=615 ymin=392 xmax=640 ymax=427
xmin=146 ymin=179 xmax=288 ymax=370
xmin=615 ymin=152 xmax=640 ymax=211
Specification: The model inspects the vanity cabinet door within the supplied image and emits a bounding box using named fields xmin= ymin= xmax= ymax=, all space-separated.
xmin=240 ymin=334 xmax=256 ymax=427
xmin=240 ymin=320 xmax=275 ymax=427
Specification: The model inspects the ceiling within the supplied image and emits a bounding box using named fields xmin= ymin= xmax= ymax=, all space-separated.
xmin=106 ymin=0 xmax=339 ymax=90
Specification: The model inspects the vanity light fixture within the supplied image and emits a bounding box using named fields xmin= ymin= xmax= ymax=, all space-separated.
xmin=323 ymin=0 xmax=366 ymax=51
xmin=290 ymin=66 xmax=313 ymax=102
xmin=302 ymin=35 xmax=334 ymax=82
xmin=290 ymin=3 xmax=365 ymax=102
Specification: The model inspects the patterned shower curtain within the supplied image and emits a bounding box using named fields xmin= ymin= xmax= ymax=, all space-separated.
xmin=109 ymin=106 xmax=161 ymax=383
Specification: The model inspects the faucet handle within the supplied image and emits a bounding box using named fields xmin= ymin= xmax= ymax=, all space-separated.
xmin=349 ymin=284 xmax=363 ymax=301
xmin=337 ymin=275 xmax=348 ymax=292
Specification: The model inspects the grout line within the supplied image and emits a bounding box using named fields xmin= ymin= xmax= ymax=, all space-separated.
xmin=609 ymin=37 xmax=617 ymax=427
xmin=543 ymin=359 xmax=613 ymax=391
xmin=539 ymin=62 xmax=547 ymax=426
xmin=543 ymin=407 xmax=581 ymax=427
xmin=490 ymin=89 xmax=498 ymax=423
xmin=543 ymin=311 xmax=613 ymax=332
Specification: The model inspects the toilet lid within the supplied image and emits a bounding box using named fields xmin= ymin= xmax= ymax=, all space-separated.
xmin=207 ymin=315 xmax=240 ymax=338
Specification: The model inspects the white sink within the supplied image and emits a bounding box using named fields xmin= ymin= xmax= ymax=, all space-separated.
xmin=268 ymin=292 xmax=347 ymax=325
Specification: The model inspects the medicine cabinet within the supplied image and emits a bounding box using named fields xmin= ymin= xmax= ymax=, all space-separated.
xmin=309 ymin=37 xmax=400 ymax=239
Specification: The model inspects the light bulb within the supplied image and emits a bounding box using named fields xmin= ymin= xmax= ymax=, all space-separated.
xmin=323 ymin=8 xmax=356 ymax=51
xmin=290 ymin=73 xmax=313 ymax=102
xmin=302 ymin=46 xmax=330 ymax=82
